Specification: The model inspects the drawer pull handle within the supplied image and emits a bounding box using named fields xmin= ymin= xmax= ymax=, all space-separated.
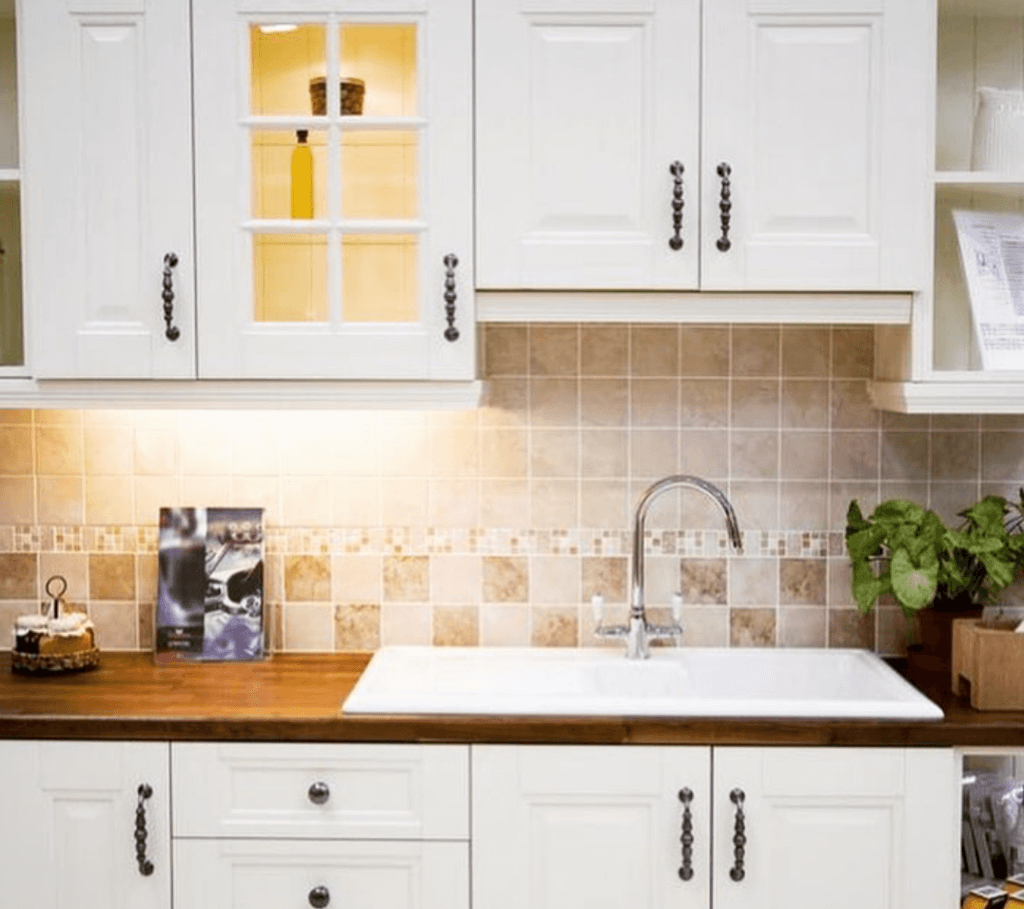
xmin=162 ymin=252 xmax=181 ymax=341
xmin=443 ymin=253 xmax=460 ymax=342
xmin=678 ymin=787 xmax=694 ymax=880
xmin=308 ymin=885 xmax=330 ymax=908
xmin=308 ymin=781 xmax=330 ymax=805
xmin=135 ymin=783 xmax=155 ymax=876
xmin=729 ymin=787 xmax=746 ymax=882
xmin=716 ymin=163 xmax=732 ymax=252
xmin=669 ymin=161 xmax=685 ymax=250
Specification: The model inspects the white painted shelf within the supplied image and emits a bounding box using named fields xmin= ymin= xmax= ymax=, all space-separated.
xmin=935 ymin=171 xmax=1024 ymax=186
xmin=870 ymin=379 xmax=1024 ymax=413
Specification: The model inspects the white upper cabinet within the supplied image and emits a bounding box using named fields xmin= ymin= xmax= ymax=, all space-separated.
xmin=475 ymin=0 xmax=700 ymax=290
xmin=701 ymin=0 xmax=930 ymax=292
xmin=19 ymin=0 xmax=195 ymax=379
xmin=192 ymin=0 xmax=474 ymax=380
xmin=476 ymin=0 xmax=932 ymax=294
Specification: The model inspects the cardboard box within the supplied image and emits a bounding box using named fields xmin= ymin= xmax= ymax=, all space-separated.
xmin=952 ymin=618 xmax=1024 ymax=710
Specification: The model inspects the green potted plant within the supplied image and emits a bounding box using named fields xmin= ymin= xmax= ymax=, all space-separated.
xmin=845 ymin=494 xmax=1024 ymax=666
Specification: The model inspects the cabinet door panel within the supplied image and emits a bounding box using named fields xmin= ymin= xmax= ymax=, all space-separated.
xmin=20 ymin=0 xmax=194 ymax=377
xmin=194 ymin=0 xmax=473 ymax=380
xmin=476 ymin=0 xmax=699 ymax=289
xmin=702 ymin=0 xmax=930 ymax=291
xmin=472 ymin=745 xmax=710 ymax=909
xmin=174 ymin=838 xmax=468 ymax=909
xmin=712 ymin=747 xmax=957 ymax=909
xmin=0 ymin=740 xmax=171 ymax=909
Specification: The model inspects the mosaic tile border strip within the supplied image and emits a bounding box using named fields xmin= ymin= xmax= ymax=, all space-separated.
xmin=0 ymin=526 xmax=836 ymax=559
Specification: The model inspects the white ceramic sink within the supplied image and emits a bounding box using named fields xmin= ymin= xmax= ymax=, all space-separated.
xmin=342 ymin=646 xmax=943 ymax=720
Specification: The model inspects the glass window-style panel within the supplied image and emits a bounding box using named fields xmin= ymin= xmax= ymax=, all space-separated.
xmin=342 ymin=131 xmax=418 ymax=220
xmin=343 ymin=235 xmax=418 ymax=322
xmin=0 ymin=184 xmax=24 ymax=366
xmin=250 ymin=23 xmax=326 ymax=117
xmin=339 ymin=24 xmax=417 ymax=117
xmin=251 ymin=129 xmax=327 ymax=220
xmin=253 ymin=234 xmax=328 ymax=322
xmin=0 ymin=17 xmax=20 ymax=170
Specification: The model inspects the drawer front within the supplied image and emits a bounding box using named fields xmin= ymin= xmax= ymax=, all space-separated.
xmin=172 ymin=743 xmax=469 ymax=840
xmin=174 ymin=838 xmax=468 ymax=909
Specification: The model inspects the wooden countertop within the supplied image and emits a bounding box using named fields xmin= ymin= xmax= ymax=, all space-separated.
xmin=2 ymin=651 xmax=1024 ymax=747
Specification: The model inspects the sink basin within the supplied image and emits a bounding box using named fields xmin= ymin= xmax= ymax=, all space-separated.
xmin=342 ymin=646 xmax=943 ymax=720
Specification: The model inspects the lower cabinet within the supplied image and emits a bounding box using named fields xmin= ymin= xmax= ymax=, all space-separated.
xmin=170 ymin=742 xmax=470 ymax=909
xmin=0 ymin=740 xmax=171 ymax=909
xmin=472 ymin=745 xmax=958 ymax=909
xmin=0 ymin=739 xmax=958 ymax=909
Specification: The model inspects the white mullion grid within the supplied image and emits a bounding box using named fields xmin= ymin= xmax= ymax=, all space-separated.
xmin=241 ymin=116 xmax=428 ymax=130
xmin=416 ymin=13 xmax=429 ymax=336
xmin=327 ymin=16 xmax=342 ymax=329
xmin=240 ymin=18 xmax=258 ymax=328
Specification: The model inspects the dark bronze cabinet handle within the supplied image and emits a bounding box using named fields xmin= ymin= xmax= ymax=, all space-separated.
xmin=162 ymin=253 xmax=181 ymax=341
xmin=729 ymin=787 xmax=746 ymax=881
xmin=678 ymin=787 xmax=694 ymax=880
xmin=669 ymin=161 xmax=685 ymax=251
xmin=443 ymin=253 xmax=459 ymax=342
xmin=308 ymin=781 xmax=330 ymax=805
xmin=135 ymin=783 xmax=155 ymax=876
xmin=308 ymin=885 xmax=330 ymax=908
xmin=716 ymin=163 xmax=732 ymax=252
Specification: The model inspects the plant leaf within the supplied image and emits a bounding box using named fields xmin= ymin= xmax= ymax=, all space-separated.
xmin=846 ymin=524 xmax=887 ymax=563
xmin=889 ymin=547 xmax=938 ymax=612
xmin=846 ymin=500 xmax=869 ymax=533
xmin=977 ymin=551 xmax=1016 ymax=591
xmin=851 ymin=559 xmax=888 ymax=613
xmin=872 ymin=500 xmax=926 ymax=526
xmin=960 ymin=496 xmax=1008 ymax=535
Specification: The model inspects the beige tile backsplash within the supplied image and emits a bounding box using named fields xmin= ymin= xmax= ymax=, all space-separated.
xmin=2 ymin=322 xmax=1022 ymax=656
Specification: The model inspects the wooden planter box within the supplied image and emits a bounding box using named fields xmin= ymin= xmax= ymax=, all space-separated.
xmin=952 ymin=618 xmax=1024 ymax=710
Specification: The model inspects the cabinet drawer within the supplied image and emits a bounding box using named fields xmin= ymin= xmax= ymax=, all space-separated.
xmin=172 ymin=743 xmax=469 ymax=840
xmin=174 ymin=838 xmax=468 ymax=909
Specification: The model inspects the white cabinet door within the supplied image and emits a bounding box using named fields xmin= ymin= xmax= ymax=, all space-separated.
xmin=476 ymin=0 xmax=931 ymax=295
xmin=19 ymin=0 xmax=195 ymax=378
xmin=0 ymin=740 xmax=171 ymax=909
xmin=712 ymin=748 xmax=957 ymax=909
xmin=475 ymin=0 xmax=700 ymax=290
xmin=701 ymin=0 xmax=931 ymax=291
xmin=175 ymin=838 xmax=468 ymax=909
xmin=472 ymin=745 xmax=711 ymax=909
xmin=193 ymin=0 xmax=474 ymax=380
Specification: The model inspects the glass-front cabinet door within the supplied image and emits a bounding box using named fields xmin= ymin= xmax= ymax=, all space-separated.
xmin=194 ymin=0 xmax=473 ymax=380
xmin=0 ymin=0 xmax=22 ymax=372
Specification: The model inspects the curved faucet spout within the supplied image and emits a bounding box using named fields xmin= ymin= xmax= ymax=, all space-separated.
xmin=632 ymin=476 xmax=743 ymax=614
xmin=600 ymin=475 xmax=742 ymax=659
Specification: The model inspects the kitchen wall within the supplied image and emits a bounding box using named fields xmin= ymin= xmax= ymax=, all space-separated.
xmin=2 ymin=322 xmax=1023 ymax=657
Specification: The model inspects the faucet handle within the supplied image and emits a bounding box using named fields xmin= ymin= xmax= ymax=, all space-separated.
xmin=591 ymin=594 xmax=605 ymax=624
xmin=671 ymin=592 xmax=683 ymax=624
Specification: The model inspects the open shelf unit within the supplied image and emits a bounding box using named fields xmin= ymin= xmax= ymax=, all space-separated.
xmin=871 ymin=0 xmax=1024 ymax=411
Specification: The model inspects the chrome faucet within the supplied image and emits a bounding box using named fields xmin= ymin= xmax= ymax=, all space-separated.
xmin=594 ymin=475 xmax=743 ymax=659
